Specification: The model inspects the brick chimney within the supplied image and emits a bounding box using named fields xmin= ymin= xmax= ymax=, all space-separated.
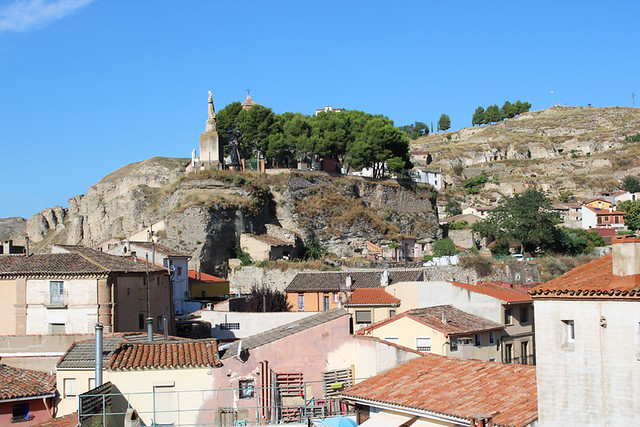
xmin=611 ymin=235 xmax=640 ymax=276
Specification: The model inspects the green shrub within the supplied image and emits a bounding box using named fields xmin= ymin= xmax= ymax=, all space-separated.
xmin=432 ymin=238 xmax=458 ymax=256
xmin=463 ymin=172 xmax=488 ymax=195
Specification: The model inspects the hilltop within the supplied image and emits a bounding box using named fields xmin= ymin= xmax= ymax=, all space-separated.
xmin=412 ymin=106 xmax=640 ymax=203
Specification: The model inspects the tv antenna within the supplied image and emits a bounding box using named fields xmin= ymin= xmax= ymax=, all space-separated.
xmin=633 ymin=93 xmax=636 ymax=108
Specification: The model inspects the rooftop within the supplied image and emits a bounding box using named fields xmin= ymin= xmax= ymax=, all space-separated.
xmin=347 ymin=288 xmax=400 ymax=306
xmin=220 ymin=309 xmax=349 ymax=360
xmin=358 ymin=305 xmax=504 ymax=337
xmin=107 ymin=340 xmax=221 ymax=370
xmin=450 ymin=281 xmax=532 ymax=303
xmin=0 ymin=245 xmax=166 ymax=278
xmin=188 ymin=270 xmax=228 ymax=283
xmin=583 ymin=205 xmax=625 ymax=214
xmin=33 ymin=412 xmax=78 ymax=427
xmin=244 ymin=233 xmax=292 ymax=246
xmin=530 ymin=253 xmax=640 ymax=299
xmin=285 ymin=269 xmax=423 ymax=292
xmin=341 ymin=354 xmax=537 ymax=427
xmin=127 ymin=241 xmax=190 ymax=258
xmin=0 ymin=364 xmax=56 ymax=401
xmin=57 ymin=333 xmax=191 ymax=369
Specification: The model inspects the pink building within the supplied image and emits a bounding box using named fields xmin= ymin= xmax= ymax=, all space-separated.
xmin=0 ymin=364 xmax=56 ymax=425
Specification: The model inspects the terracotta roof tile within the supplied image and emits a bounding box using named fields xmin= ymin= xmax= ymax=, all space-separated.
xmin=285 ymin=269 xmax=423 ymax=292
xmin=188 ymin=270 xmax=228 ymax=283
xmin=347 ymin=288 xmax=400 ymax=306
xmin=341 ymin=354 xmax=537 ymax=427
xmin=530 ymin=253 xmax=640 ymax=299
xmin=34 ymin=412 xmax=78 ymax=427
xmin=583 ymin=205 xmax=624 ymax=214
xmin=449 ymin=281 xmax=533 ymax=303
xmin=366 ymin=241 xmax=382 ymax=253
xmin=0 ymin=245 xmax=166 ymax=278
xmin=107 ymin=340 xmax=221 ymax=370
xmin=358 ymin=305 xmax=504 ymax=337
xmin=0 ymin=364 xmax=56 ymax=400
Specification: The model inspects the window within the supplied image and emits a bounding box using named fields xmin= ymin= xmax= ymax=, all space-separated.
xmin=64 ymin=378 xmax=76 ymax=397
xmin=475 ymin=334 xmax=482 ymax=347
xmin=332 ymin=292 xmax=340 ymax=303
xmin=50 ymin=323 xmax=65 ymax=334
xmin=157 ymin=316 xmax=164 ymax=332
xmin=504 ymin=308 xmax=513 ymax=325
xmin=239 ymin=379 xmax=254 ymax=399
xmin=488 ymin=357 xmax=496 ymax=362
xmin=520 ymin=306 xmax=529 ymax=323
xmin=416 ymin=337 xmax=432 ymax=352
xmin=597 ymin=216 xmax=603 ymax=224
xmin=563 ymin=320 xmax=575 ymax=346
xmin=138 ymin=314 xmax=145 ymax=330
xmin=49 ymin=281 xmax=64 ymax=306
xmin=614 ymin=216 xmax=620 ymax=224
xmin=177 ymin=266 xmax=183 ymax=276
xmin=521 ymin=341 xmax=529 ymax=365
xmin=297 ymin=294 xmax=304 ymax=311
xmin=505 ymin=344 xmax=513 ymax=363
xmin=11 ymin=403 xmax=31 ymax=423
xmin=489 ymin=331 xmax=496 ymax=345
xmin=355 ymin=310 xmax=372 ymax=325
xmin=450 ymin=337 xmax=458 ymax=352
xmin=323 ymin=294 xmax=330 ymax=311
xmin=384 ymin=336 xmax=399 ymax=344
xmin=89 ymin=378 xmax=96 ymax=390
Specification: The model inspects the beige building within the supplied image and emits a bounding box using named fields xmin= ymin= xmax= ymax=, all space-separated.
xmin=531 ymin=235 xmax=640 ymax=426
xmin=358 ymin=305 xmax=504 ymax=361
xmin=344 ymin=287 xmax=400 ymax=329
xmin=0 ymin=245 xmax=174 ymax=336
xmin=240 ymin=233 xmax=295 ymax=262
xmin=386 ymin=280 xmax=535 ymax=364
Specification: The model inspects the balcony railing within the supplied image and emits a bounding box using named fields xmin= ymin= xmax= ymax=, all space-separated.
xmin=42 ymin=291 xmax=68 ymax=308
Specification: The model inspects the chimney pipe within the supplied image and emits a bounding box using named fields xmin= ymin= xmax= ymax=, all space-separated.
xmin=152 ymin=242 xmax=155 ymax=266
xmin=147 ymin=317 xmax=153 ymax=342
xmin=163 ymin=315 xmax=168 ymax=341
xmin=94 ymin=323 xmax=103 ymax=387
xmin=346 ymin=274 xmax=352 ymax=291
xmin=25 ymin=237 xmax=29 ymax=257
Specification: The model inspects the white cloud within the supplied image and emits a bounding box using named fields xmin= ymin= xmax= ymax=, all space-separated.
xmin=0 ymin=0 xmax=96 ymax=33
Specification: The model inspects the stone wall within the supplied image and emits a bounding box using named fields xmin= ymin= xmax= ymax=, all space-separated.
xmin=228 ymin=266 xmax=302 ymax=294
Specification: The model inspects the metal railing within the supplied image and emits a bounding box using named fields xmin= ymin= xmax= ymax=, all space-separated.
xmin=78 ymin=380 xmax=356 ymax=426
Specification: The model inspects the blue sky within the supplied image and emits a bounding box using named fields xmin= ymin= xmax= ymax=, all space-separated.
xmin=1 ymin=0 xmax=638 ymax=219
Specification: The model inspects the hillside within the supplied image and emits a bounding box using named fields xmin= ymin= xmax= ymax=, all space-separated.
xmin=13 ymin=160 xmax=439 ymax=276
xmin=412 ymin=106 xmax=640 ymax=203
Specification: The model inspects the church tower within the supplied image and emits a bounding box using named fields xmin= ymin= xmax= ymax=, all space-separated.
xmin=199 ymin=91 xmax=222 ymax=168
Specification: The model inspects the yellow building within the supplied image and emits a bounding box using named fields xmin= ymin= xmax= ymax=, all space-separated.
xmin=358 ymin=305 xmax=504 ymax=361
xmin=584 ymin=198 xmax=612 ymax=210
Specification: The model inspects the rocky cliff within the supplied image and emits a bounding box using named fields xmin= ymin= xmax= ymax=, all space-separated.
xmin=16 ymin=161 xmax=439 ymax=276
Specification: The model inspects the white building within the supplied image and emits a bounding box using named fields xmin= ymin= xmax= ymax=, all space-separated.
xmin=530 ymin=235 xmax=640 ymax=426
xmin=315 ymin=105 xmax=343 ymax=115
xmin=409 ymin=169 xmax=442 ymax=190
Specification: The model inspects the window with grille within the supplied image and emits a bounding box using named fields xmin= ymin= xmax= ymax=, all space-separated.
xmin=49 ymin=281 xmax=64 ymax=306
xmin=239 ymin=379 xmax=254 ymax=399
xmin=416 ymin=337 xmax=432 ymax=352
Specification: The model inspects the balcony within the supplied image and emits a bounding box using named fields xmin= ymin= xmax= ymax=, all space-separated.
xmin=43 ymin=291 xmax=68 ymax=309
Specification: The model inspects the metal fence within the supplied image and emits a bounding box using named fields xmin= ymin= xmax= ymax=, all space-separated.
xmin=78 ymin=380 xmax=355 ymax=427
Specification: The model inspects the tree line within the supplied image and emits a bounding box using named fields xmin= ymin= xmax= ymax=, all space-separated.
xmin=216 ymin=102 xmax=412 ymax=178
xmin=472 ymin=100 xmax=531 ymax=126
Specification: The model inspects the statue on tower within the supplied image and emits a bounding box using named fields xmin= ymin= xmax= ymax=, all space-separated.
xmin=206 ymin=90 xmax=217 ymax=131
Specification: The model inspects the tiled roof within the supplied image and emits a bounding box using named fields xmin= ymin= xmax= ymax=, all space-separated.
xmin=358 ymin=305 xmax=504 ymax=337
xmin=57 ymin=333 xmax=191 ymax=369
xmin=0 ymin=364 xmax=56 ymax=400
xmin=285 ymin=269 xmax=424 ymax=292
xmin=128 ymin=241 xmax=190 ymax=258
xmin=449 ymin=281 xmax=532 ymax=303
xmin=583 ymin=205 xmax=624 ymax=215
xmin=366 ymin=241 xmax=382 ymax=253
xmin=56 ymin=245 xmax=166 ymax=273
xmin=347 ymin=288 xmax=400 ymax=306
xmin=107 ymin=340 xmax=221 ymax=370
xmin=530 ymin=253 xmax=640 ymax=299
xmin=244 ymin=234 xmax=291 ymax=246
xmin=220 ymin=309 xmax=349 ymax=360
xmin=341 ymin=354 xmax=537 ymax=427
xmin=188 ymin=270 xmax=228 ymax=283
xmin=0 ymin=245 xmax=166 ymax=278
xmin=34 ymin=412 xmax=78 ymax=427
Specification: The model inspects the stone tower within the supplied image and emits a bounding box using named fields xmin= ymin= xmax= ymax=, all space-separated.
xmin=199 ymin=91 xmax=222 ymax=168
